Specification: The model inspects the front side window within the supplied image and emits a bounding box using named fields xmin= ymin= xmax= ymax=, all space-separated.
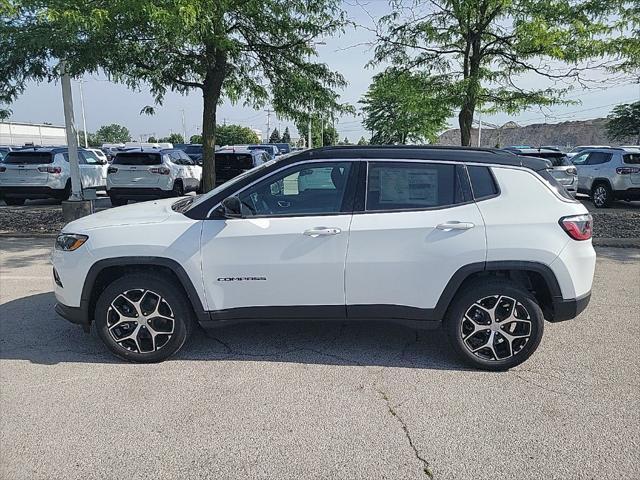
xmin=237 ymin=161 xmax=352 ymax=217
xmin=586 ymin=152 xmax=612 ymax=165
xmin=81 ymin=150 xmax=100 ymax=165
xmin=571 ymin=152 xmax=589 ymax=165
xmin=366 ymin=162 xmax=466 ymax=211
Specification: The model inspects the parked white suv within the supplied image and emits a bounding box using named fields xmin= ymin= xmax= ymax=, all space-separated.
xmin=106 ymin=148 xmax=201 ymax=206
xmin=53 ymin=146 xmax=595 ymax=370
xmin=0 ymin=147 xmax=107 ymax=205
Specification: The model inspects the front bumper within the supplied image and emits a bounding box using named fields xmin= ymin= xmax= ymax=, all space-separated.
xmin=550 ymin=291 xmax=591 ymax=322
xmin=55 ymin=302 xmax=91 ymax=332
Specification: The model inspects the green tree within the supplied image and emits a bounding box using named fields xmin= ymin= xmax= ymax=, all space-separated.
xmin=158 ymin=133 xmax=184 ymax=145
xmin=268 ymin=128 xmax=281 ymax=144
xmin=0 ymin=0 xmax=348 ymax=192
xmin=216 ymin=124 xmax=260 ymax=146
xmin=357 ymin=136 xmax=369 ymax=146
xmin=361 ymin=69 xmax=451 ymax=145
xmin=339 ymin=137 xmax=351 ymax=145
xmin=373 ymin=0 xmax=634 ymax=146
xmin=607 ymin=102 xmax=640 ymax=144
xmin=189 ymin=135 xmax=202 ymax=144
xmin=281 ymin=127 xmax=292 ymax=144
xmin=296 ymin=118 xmax=338 ymax=147
xmin=148 ymin=136 xmax=158 ymax=143
xmin=94 ymin=124 xmax=131 ymax=144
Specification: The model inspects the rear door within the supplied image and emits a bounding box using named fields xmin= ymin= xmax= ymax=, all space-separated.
xmin=110 ymin=152 xmax=164 ymax=187
xmin=345 ymin=161 xmax=486 ymax=319
xmin=0 ymin=151 xmax=53 ymax=186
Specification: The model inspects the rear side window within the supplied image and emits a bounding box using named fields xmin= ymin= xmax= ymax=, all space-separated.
xmin=366 ymin=162 xmax=466 ymax=211
xmin=586 ymin=152 xmax=612 ymax=165
xmin=467 ymin=166 xmax=499 ymax=199
xmin=113 ymin=153 xmax=162 ymax=165
xmin=3 ymin=152 xmax=53 ymax=164
xmin=623 ymin=154 xmax=640 ymax=164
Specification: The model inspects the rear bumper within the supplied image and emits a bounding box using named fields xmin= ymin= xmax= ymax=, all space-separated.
xmin=0 ymin=186 xmax=66 ymax=199
xmin=55 ymin=302 xmax=90 ymax=331
xmin=550 ymin=291 xmax=591 ymax=322
xmin=108 ymin=187 xmax=173 ymax=200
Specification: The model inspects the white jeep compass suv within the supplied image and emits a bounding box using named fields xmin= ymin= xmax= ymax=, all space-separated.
xmin=107 ymin=148 xmax=201 ymax=206
xmin=52 ymin=146 xmax=595 ymax=370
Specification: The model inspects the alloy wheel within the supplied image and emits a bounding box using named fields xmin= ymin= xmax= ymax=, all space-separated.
xmin=593 ymin=186 xmax=608 ymax=207
xmin=106 ymin=289 xmax=175 ymax=353
xmin=461 ymin=295 xmax=532 ymax=361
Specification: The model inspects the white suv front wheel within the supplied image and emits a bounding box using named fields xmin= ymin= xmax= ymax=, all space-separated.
xmin=94 ymin=273 xmax=194 ymax=362
xmin=446 ymin=279 xmax=544 ymax=370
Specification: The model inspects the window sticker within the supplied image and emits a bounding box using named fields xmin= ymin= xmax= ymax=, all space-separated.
xmin=379 ymin=167 xmax=438 ymax=205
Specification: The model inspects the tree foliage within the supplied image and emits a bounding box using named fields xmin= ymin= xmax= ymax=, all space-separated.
xmin=372 ymin=0 xmax=634 ymax=146
xmin=189 ymin=134 xmax=202 ymax=144
xmin=357 ymin=136 xmax=369 ymax=146
xmin=607 ymin=102 xmax=640 ymax=143
xmin=158 ymin=133 xmax=185 ymax=145
xmin=281 ymin=126 xmax=291 ymax=144
xmin=296 ymin=118 xmax=338 ymax=147
xmin=216 ymin=124 xmax=260 ymax=145
xmin=0 ymin=0 xmax=349 ymax=191
xmin=268 ymin=128 xmax=281 ymax=143
xmin=361 ymin=69 xmax=451 ymax=144
xmin=94 ymin=124 xmax=131 ymax=144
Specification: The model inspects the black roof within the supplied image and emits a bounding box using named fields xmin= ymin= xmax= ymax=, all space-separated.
xmin=286 ymin=146 xmax=551 ymax=171
xmin=6 ymin=146 xmax=89 ymax=154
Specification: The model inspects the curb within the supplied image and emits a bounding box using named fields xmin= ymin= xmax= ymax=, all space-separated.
xmin=592 ymin=238 xmax=640 ymax=249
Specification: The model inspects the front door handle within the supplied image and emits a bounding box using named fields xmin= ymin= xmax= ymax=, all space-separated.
xmin=436 ymin=222 xmax=475 ymax=231
xmin=303 ymin=227 xmax=342 ymax=237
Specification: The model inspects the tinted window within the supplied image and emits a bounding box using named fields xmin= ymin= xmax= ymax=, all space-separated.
xmin=366 ymin=162 xmax=465 ymax=210
xmin=3 ymin=152 xmax=53 ymax=164
xmin=570 ymin=152 xmax=589 ymax=165
xmin=184 ymin=145 xmax=202 ymax=154
xmin=215 ymin=153 xmax=255 ymax=185
xmin=623 ymin=154 xmax=640 ymax=164
xmin=237 ymin=162 xmax=352 ymax=216
xmin=467 ymin=166 xmax=498 ymax=199
xmin=529 ymin=152 xmax=571 ymax=166
xmin=113 ymin=153 xmax=162 ymax=165
xmin=586 ymin=152 xmax=612 ymax=165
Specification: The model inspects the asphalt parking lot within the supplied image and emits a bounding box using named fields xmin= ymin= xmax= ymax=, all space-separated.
xmin=1 ymin=237 xmax=639 ymax=479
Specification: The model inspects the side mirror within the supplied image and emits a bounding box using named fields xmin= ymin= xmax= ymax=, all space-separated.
xmin=220 ymin=196 xmax=243 ymax=218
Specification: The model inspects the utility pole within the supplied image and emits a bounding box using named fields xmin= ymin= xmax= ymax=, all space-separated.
xmin=180 ymin=109 xmax=187 ymax=143
xmin=264 ymin=108 xmax=274 ymax=143
xmin=78 ymin=79 xmax=88 ymax=148
xmin=61 ymin=62 xmax=82 ymax=201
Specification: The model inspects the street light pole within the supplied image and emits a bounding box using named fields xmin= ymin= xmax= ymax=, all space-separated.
xmin=78 ymin=79 xmax=88 ymax=148
xmin=61 ymin=62 xmax=82 ymax=201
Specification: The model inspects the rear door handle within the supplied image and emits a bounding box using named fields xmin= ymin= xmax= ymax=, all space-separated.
xmin=436 ymin=222 xmax=475 ymax=231
xmin=303 ymin=227 xmax=342 ymax=237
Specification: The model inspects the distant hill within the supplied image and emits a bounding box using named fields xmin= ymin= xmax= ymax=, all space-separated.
xmin=437 ymin=117 xmax=635 ymax=148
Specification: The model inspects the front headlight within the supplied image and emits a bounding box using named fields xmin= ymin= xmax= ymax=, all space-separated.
xmin=55 ymin=233 xmax=88 ymax=251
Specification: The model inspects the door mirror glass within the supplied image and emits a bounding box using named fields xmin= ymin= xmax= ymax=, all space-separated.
xmin=221 ymin=196 xmax=243 ymax=218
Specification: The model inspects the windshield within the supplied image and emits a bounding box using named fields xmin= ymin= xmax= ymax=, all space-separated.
xmin=185 ymin=159 xmax=276 ymax=212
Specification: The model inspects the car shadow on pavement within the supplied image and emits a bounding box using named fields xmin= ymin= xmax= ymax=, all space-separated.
xmin=0 ymin=292 xmax=468 ymax=370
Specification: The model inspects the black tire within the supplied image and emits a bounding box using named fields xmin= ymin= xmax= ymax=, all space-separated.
xmin=172 ymin=179 xmax=184 ymax=197
xmin=94 ymin=273 xmax=194 ymax=363
xmin=591 ymin=182 xmax=612 ymax=208
xmin=4 ymin=197 xmax=26 ymax=206
xmin=110 ymin=196 xmax=128 ymax=207
xmin=445 ymin=279 xmax=544 ymax=371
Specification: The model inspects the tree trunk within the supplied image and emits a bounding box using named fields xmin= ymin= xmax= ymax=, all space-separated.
xmin=200 ymin=50 xmax=227 ymax=193
xmin=459 ymin=103 xmax=474 ymax=146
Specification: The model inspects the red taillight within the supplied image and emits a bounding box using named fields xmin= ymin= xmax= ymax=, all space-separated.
xmin=37 ymin=166 xmax=62 ymax=174
xmin=107 ymin=167 xmax=118 ymax=174
xmin=616 ymin=167 xmax=640 ymax=175
xmin=559 ymin=214 xmax=593 ymax=241
xmin=0 ymin=166 xmax=6 ymax=173
xmin=149 ymin=167 xmax=170 ymax=175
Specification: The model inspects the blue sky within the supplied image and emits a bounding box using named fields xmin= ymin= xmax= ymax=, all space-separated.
xmin=6 ymin=1 xmax=639 ymax=143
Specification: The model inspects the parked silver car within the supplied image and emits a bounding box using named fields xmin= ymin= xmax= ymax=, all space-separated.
xmin=571 ymin=147 xmax=640 ymax=207
xmin=503 ymin=147 xmax=578 ymax=197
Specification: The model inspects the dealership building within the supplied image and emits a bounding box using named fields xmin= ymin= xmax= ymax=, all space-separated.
xmin=0 ymin=122 xmax=66 ymax=147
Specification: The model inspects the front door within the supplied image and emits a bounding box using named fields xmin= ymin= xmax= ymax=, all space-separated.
xmin=200 ymin=160 xmax=357 ymax=316
xmin=345 ymin=161 xmax=486 ymax=319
